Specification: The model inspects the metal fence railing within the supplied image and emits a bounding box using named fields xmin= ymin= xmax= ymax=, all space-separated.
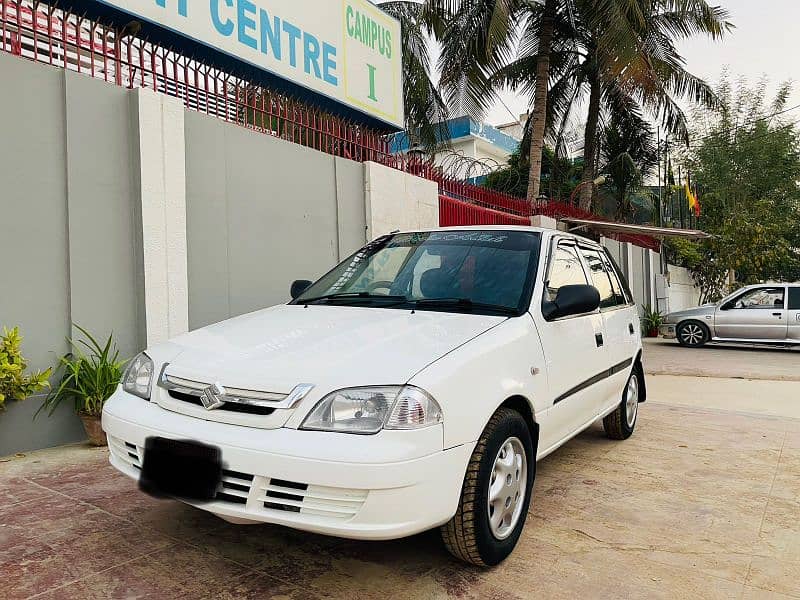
xmin=0 ymin=0 xmax=660 ymax=248
xmin=439 ymin=196 xmax=531 ymax=227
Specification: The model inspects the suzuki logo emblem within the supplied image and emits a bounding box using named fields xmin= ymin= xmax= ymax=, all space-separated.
xmin=200 ymin=382 xmax=226 ymax=410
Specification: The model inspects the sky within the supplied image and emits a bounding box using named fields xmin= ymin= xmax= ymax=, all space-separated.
xmin=483 ymin=0 xmax=800 ymax=127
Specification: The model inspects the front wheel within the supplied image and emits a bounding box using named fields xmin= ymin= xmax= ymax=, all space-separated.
xmin=441 ymin=408 xmax=535 ymax=566
xmin=677 ymin=320 xmax=710 ymax=347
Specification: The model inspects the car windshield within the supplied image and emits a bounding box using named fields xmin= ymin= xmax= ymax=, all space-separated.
xmin=294 ymin=230 xmax=542 ymax=316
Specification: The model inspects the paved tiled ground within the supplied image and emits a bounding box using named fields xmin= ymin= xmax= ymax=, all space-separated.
xmin=3 ymin=396 xmax=799 ymax=599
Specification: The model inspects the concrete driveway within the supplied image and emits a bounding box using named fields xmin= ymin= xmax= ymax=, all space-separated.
xmin=3 ymin=355 xmax=800 ymax=598
xmin=644 ymin=338 xmax=800 ymax=381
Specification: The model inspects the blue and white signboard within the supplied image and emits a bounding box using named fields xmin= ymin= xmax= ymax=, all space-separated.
xmin=94 ymin=0 xmax=404 ymax=129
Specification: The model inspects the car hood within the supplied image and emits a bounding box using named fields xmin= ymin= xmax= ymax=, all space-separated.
xmin=665 ymin=304 xmax=716 ymax=322
xmin=161 ymin=305 xmax=506 ymax=393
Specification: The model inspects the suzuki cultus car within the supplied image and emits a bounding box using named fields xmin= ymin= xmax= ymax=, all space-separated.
xmin=660 ymin=283 xmax=800 ymax=347
xmin=103 ymin=226 xmax=645 ymax=566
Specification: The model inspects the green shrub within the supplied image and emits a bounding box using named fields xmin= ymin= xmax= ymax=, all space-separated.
xmin=0 ymin=327 xmax=51 ymax=411
xmin=641 ymin=305 xmax=664 ymax=333
xmin=38 ymin=325 xmax=126 ymax=418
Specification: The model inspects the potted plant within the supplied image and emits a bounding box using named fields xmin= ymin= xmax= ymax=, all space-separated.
xmin=0 ymin=326 xmax=51 ymax=411
xmin=641 ymin=305 xmax=664 ymax=338
xmin=37 ymin=325 xmax=125 ymax=446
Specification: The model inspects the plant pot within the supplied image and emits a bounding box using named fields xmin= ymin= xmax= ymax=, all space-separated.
xmin=647 ymin=328 xmax=659 ymax=338
xmin=79 ymin=413 xmax=107 ymax=447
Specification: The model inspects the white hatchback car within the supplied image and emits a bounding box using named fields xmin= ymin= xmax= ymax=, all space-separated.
xmin=103 ymin=226 xmax=645 ymax=566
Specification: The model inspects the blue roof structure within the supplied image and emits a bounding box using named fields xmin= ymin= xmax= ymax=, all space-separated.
xmin=390 ymin=116 xmax=520 ymax=154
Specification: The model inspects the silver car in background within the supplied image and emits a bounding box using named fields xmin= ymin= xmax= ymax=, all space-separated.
xmin=660 ymin=283 xmax=800 ymax=347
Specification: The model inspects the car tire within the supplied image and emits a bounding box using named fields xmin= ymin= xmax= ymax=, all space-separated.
xmin=441 ymin=408 xmax=535 ymax=566
xmin=603 ymin=367 xmax=641 ymax=440
xmin=676 ymin=320 xmax=710 ymax=347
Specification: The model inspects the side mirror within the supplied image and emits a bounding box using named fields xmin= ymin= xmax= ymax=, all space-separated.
xmin=290 ymin=279 xmax=313 ymax=300
xmin=543 ymin=284 xmax=601 ymax=321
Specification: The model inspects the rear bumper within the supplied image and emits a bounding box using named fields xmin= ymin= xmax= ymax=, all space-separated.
xmin=659 ymin=324 xmax=676 ymax=339
xmin=102 ymin=390 xmax=472 ymax=540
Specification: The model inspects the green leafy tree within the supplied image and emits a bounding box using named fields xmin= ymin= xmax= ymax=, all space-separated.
xmin=484 ymin=144 xmax=582 ymax=199
xmin=685 ymin=76 xmax=800 ymax=286
xmin=0 ymin=327 xmax=51 ymax=410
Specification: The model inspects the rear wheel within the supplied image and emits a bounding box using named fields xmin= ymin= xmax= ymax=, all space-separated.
xmin=677 ymin=320 xmax=710 ymax=347
xmin=603 ymin=369 xmax=640 ymax=440
xmin=441 ymin=408 xmax=535 ymax=566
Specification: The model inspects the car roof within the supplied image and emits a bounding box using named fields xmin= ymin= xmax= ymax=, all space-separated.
xmin=391 ymin=225 xmax=600 ymax=247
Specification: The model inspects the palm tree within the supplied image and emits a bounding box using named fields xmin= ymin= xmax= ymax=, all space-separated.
xmin=599 ymin=109 xmax=659 ymax=219
xmin=377 ymin=2 xmax=451 ymax=152
xmin=525 ymin=0 xmax=558 ymax=203
xmin=379 ymin=1 xmax=524 ymax=154
xmin=574 ymin=0 xmax=732 ymax=211
xmin=496 ymin=0 xmax=731 ymax=209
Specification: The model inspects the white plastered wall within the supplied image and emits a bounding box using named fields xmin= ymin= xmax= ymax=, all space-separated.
xmin=364 ymin=161 xmax=439 ymax=240
xmin=135 ymin=88 xmax=189 ymax=346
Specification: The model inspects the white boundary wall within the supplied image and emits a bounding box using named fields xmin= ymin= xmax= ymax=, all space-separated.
xmin=364 ymin=161 xmax=439 ymax=239
xmin=666 ymin=264 xmax=702 ymax=312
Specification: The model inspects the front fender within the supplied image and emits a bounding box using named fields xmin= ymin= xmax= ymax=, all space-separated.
xmin=408 ymin=316 xmax=547 ymax=449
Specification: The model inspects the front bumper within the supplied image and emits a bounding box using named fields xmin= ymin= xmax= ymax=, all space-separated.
xmin=102 ymin=390 xmax=472 ymax=540
xmin=659 ymin=324 xmax=677 ymax=339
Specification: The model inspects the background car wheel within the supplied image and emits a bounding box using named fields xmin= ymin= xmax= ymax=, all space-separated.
xmin=677 ymin=320 xmax=710 ymax=347
xmin=603 ymin=368 xmax=640 ymax=440
xmin=441 ymin=408 xmax=535 ymax=566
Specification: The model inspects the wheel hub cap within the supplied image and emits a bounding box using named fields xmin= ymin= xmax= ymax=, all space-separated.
xmin=625 ymin=375 xmax=639 ymax=427
xmin=487 ymin=437 xmax=527 ymax=540
xmin=681 ymin=324 xmax=703 ymax=345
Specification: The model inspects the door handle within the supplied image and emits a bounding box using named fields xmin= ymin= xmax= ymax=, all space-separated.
xmin=595 ymin=333 xmax=604 ymax=347
xmin=773 ymin=312 xmax=783 ymax=318
xmin=629 ymin=323 xmax=635 ymax=335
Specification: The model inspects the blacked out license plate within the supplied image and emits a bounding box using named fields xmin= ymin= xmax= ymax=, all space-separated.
xmin=139 ymin=437 xmax=222 ymax=502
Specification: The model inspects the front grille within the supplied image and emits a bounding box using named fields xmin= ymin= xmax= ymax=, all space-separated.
xmin=108 ymin=436 xmax=142 ymax=471
xmin=217 ymin=469 xmax=254 ymax=504
xmin=167 ymin=390 xmax=276 ymax=416
xmin=258 ymin=479 xmax=368 ymax=520
xmin=108 ymin=437 xmax=368 ymax=522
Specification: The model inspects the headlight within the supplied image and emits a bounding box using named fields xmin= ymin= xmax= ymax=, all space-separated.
xmin=122 ymin=353 xmax=154 ymax=400
xmin=301 ymin=386 xmax=442 ymax=434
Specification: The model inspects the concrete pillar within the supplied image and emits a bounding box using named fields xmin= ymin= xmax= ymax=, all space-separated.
xmin=530 ymin=215 xmax=558 ymax=229
xmin=364 ymin=161 xmax=439 ymax=239
xmin=133 ymin=88 xmax=189 ymax=346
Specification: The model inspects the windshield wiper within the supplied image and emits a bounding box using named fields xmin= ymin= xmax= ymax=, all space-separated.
xmin=300 ymin=292 xmax=408 ymax=305
xmin=409 ymin=298 xmax=518 ymax=316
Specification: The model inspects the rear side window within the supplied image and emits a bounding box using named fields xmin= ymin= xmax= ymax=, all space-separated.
xmin=579 ymin=247 xmax=625 ymax=309
xmin=789 ymin=287 xmax=800 ymax=310
xmin=545 ymin=243 xmax=589 ymax=301
xmin=603 ymin=250 xmax=633 ymax=304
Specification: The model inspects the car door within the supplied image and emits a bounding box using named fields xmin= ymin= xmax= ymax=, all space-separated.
xmin=714 ymin=286 xmax=788 ymax=340
xmin=788 ymin=286 xmax=800 ymax=343
xmin=577 ymin=245 xmax=638 ymax=414
xmin=534 ymin=237 xmax=609 ymax=452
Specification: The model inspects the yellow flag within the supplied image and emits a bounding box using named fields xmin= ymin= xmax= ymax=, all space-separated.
xmin=685 ymin=183 xmax=697 ymax=210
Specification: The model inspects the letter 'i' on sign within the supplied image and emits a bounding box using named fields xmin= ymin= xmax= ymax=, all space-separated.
xmin=367 ymin=64 xmax=377 ymax=101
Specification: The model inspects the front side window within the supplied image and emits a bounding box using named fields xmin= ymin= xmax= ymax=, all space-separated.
xmin=730 ymin=287 xmax=785 ymax=310
xmin=544 ymin=243 xmax=589 ymax=302
xmin=294 ymin=230 xmax=541 ymax=316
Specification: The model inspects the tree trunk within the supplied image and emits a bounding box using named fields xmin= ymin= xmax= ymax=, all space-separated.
xmin=525 ymin=0 xmax=557 ymax=205
xmin=578 ymin=75 xmax=602 ymax=212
